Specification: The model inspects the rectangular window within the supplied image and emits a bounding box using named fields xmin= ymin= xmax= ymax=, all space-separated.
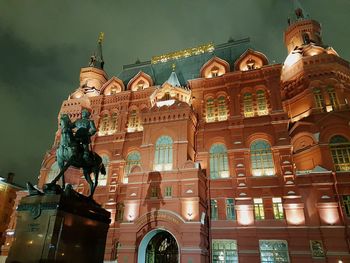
xmin=313 ymin=88 xmax=324 ymax=110
xmin=327 ymin=87 xmax=338 ymax=108
xmin=218 ymin=96 xmax=228 ymax=121
xmin=206 ymin=98 xmax=216 ymax=123
xmin=342 ymin=195 xmax=350 ymax=217
xmin=212 ymin=239 xmax=238 ymax=263
xmin=211 ymin=199 xmax=218 ymax=220
xmin=244 ymin=93 xmax=254 ymax=117
xmin=254 ymin=198 xmax=265 ymax=220
xmin=150 ymin=187 xmax=158 ymax=198
xmin=116 ymin=204 xmax=124 ymax=222
xmin=226 ymin=198 xmax=236 ymax=220
xmin=272 ymin=197 xmax=284 ymax=220
xmin=310 ymin=240 xmax=325 ymax=258
xmin=259 ymin=240 xmax=290 ymax=263
xmin=165 ymin=186 xmax=172 ymax=197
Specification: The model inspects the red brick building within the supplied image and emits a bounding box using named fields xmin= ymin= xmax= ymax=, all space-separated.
xmin=34 ymin=5 xmax=350 ymax=263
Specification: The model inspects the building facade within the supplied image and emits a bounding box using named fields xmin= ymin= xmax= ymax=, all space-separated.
xmin=0 ymin=174 xmax=23 ymax=259
xmin=28 ymin=5 xmax=350 ymax=263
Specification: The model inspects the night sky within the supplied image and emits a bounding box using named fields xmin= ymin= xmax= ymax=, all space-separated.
xmin=0 ymin=0 xmax=349 ymax=186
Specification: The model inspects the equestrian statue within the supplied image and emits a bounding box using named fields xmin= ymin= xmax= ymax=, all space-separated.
xmin=45 ymin=109 xmax=106 ymax=198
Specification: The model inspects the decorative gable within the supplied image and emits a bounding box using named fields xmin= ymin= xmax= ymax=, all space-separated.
xmin=200 ymin=56 xmax=230 ymax=78
xmin=127 ymin=71 xmax=153 ymax=91
xmin=100 ymin=77 xmax=125 ymax=95
xmin=234 ymin=49 xmax=268 ymax=71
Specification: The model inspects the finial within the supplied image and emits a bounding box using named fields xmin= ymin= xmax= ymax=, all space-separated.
xmin=98 ymin=32 xmax=105 ymax=44
xmin=172 ymin=63 xmax=176 ymax=72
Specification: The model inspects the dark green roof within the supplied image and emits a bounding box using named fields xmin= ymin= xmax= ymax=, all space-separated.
xmin=118 ymin=38 xmax=251 ymax=87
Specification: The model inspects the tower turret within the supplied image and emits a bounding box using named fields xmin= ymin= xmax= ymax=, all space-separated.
xmin=284 ymin=0 xmax=323 ymax=53
xmin=77 ymin=33 xmax=108 ymax=96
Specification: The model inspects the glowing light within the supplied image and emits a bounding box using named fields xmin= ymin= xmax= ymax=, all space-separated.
xmin=284 ymin=204 xmax=305 ymax=225
xmin=151 ymin=43 xmax=215 ymax=64
xmin=252 ymin=168 xmax=275 ymax=177
xmin=220 ymin=171 xmax=229 ymax=178
xmin=237 ymin=205 xmax=254 ymax=226
xmin=156 ymin=99 xmax=175 ymax=107
xmin=326 ymin=105 xmax=333 ymax=112
xmin=283 ymin=52 xmax=302 ymax=67
xmin=6 ymin=230 xmax=14 ymax=236
xmin=183 ymin=201 xmax=197 ymax=221
xmin=318 ymin=204 xmax=339 ymax=225
xmin=126 ymin=202 xmax=138 ymax=221
xmin=154 ymin=163 xmax=172 ymax=171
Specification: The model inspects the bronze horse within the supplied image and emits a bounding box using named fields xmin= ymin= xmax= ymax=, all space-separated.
xmin=47 ymin=114 xmax=105 ymax=197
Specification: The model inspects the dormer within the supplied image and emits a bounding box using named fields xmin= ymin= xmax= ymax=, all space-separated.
xmin=100 ymin=77 xmax=125 ymax=96
xmin=200 ymin=56 xmax=230 ymax=78
xmin=234 ymin=49 xmax=269 ymax=71
xmin=150 ymin=70 xmax=191 ymax=107
xmin=127 ymin=71 xmax=153 ymax=91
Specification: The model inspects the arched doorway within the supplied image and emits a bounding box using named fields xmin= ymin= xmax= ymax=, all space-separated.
xmin=138 ymin=229 xmax=179 ymax=263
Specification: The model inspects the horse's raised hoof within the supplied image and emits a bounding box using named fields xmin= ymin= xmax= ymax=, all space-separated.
xmin=43 ymin=183 xmax=62 ymax=195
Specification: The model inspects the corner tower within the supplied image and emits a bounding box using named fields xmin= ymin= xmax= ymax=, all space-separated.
xmin=73 ymin=32 xmax=108 ymax=99
xmin=284 ymin=0 xmax=323 ymax=53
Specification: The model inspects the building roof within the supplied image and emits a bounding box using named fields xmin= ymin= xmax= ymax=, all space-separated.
xmin=165 ymin=71 xmax=181 ymax=87
xmin=118 ymin=38 xmax=251 ymax=87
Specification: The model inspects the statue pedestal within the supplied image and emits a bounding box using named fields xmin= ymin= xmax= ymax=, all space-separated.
xmin=6 ymin=189 xmax=110 ymax=263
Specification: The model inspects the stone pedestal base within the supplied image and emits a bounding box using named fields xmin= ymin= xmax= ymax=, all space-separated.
xmin=6 ymin=189 xmax=110 ymax=263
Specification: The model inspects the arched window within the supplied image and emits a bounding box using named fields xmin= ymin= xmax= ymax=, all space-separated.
xmin=127 ymin=110 xmax=142 ymax=132
xmin=209 ymin=144 xmax=229 ymax=179
xmin=206 ymin=98 xmax=215 ymax=123
xmin=302 ymin=33 xmax=311 ymax=44
xmin=136 ymin=80 xmax=146 ymax=90
xmin=210 ymin=66 xmax=220 ymax=77
xmin=99 ymin=114 xmax=110 ymax=135
xmin=217 ymin=96 xmax=228 ymax=121
xmin=116 ymin=203 xmax=124 ymax=222
xmin=46 ymin=162 xmax=59 ymax=183
xmin=243 ymin=93 xmax=254 ymax=117
xmin=330 ymin=135 xmax=350 ymax=171
xmin=327 ymin=86 xmax=338 ymax=110
xmin=256 ymin=90 xmax=268 ymax=116
xmin=154 ymin=136 xmax=173 ymax=171
xmin=313 ymin=88 xmax=324 ymax=111
xmin=124 ymin=151 xmax=141 ymax=183
xmin=98 ymin=155 xmax=109 ymax=186
xmin=250 ymin=140 xmax=275 ymax=176
xmin=110 ymin=113 xmax=118 ymax=133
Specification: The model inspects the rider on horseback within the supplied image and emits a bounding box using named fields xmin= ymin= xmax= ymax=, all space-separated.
xmin=73 ymin=109 xmax=96 ymax=162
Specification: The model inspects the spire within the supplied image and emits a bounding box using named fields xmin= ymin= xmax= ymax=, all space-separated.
xmin=288 ymin=0 xmax=310 ymax=25
xmin=88 ymin=32 xmax=105 ymax=70
xmin=165 ymin=63 xmax=181 ymax=87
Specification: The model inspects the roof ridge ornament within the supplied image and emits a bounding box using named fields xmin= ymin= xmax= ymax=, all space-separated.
xmin=151 ymin=42 xmax=215 ymax=64
xmin=88 ymin=32 xmax=105 ymax=70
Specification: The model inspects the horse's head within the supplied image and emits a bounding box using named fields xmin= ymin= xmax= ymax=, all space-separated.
xmin=60 ymin=114 xmax=71 ymax=129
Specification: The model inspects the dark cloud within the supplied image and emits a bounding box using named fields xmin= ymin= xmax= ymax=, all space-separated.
xmin=0 ymin=0 xmax=349 ymax=186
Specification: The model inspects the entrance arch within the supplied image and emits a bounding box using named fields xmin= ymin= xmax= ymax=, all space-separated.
xmin=138 ymin=229 xmax=179 ymax=263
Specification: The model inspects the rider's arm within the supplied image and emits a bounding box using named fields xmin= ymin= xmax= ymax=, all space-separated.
xmin=89 ymin=120 xmax=97 ymax=136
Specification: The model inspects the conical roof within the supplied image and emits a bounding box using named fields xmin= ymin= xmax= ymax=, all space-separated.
xmin=165 ymin=71 xmax=181 ymax=87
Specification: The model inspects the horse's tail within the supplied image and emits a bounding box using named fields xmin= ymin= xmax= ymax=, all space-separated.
xmin=100 ymin=163 xmax=106 ymax=175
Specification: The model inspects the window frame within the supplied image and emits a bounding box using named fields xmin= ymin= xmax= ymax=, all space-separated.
xmin=212 ymin=239 xmax=239 ymax=263
xmin=209 ymin=144 xmax=229 ymax=179
xmin=211 ymin=199 xmax=218 ymax=220
xmin=254 ymin=198 xmax=265 ymax=220
xmin=226 ymin=198 xmax=236 ymax=220
xmin=259 ymin=240 xmax=290 ymax=263
xmin=250 ymin=140 xmax=275 ymax=177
